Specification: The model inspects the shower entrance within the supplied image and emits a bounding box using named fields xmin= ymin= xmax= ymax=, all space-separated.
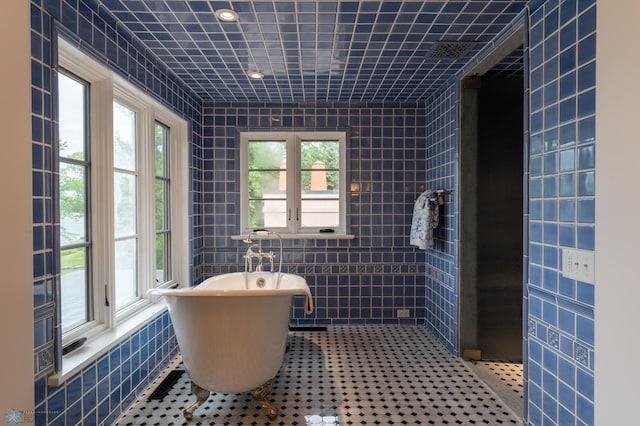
xmin=458 ymin=26 xmax=525 ymax=365
xmin=460 ymin=75 xmax=524 ymax=361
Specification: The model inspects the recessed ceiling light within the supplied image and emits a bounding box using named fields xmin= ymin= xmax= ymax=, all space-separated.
xmin=215 ymin=8 xmax=238 ymax=22
xmin=247 ymin=70 xmax=264 ymax=79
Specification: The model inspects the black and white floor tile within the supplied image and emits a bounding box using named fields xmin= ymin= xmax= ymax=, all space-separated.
xmin=116 ymin=325 xmax=522 ymax=425
xmin=466 ymin=360 xmax=523 ymax=419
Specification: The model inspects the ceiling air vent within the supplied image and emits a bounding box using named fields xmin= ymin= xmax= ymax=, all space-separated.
xmin=426 ymin=42 xmax=476 ymax=60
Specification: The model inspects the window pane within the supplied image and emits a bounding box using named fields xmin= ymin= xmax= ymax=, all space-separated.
xmin=155 ymin=180 xmax=172 ymax=285
xmin=59 ymin=163 xmax=86 ymax=246
xmin=115 ymin=238 xmax=137 ymax=309
xmin=155 ymin=233 xmax=170 ymax=284
xmin=301 ymin=140 xmax=339 ymax=169
xmin=248 ymin=140 xmax=286 ymax=170
xmin=114 ymin=172 xmax=136 ymax=237
xmin=155 ymin=180 xmax=166 ymax=231
xmin=300 ymin=197 xmax=340 ymax=227
xmin=113 ymin=102 xmax=136 ymax=171
xmin=301 ymin=169 xmax=340 ymax=192
xmin=300 ymin=140 xmax=340 ymax=228
xmin=155 ymin=122 xmax=169 ymax=177
xmin=249 ymin=170 xmax=284 ymax=197
xmin=250 ymin=198 xmax=289 ymax=228
xmin=249 ymin=170 xmax=287 ymax=228
xmin=58 ymin=70 xmax=92 ymax=334
xmin=58 ymin=73 xmax=87 ymax=160
xmin=248 ymin=199 xmax=265 ymax=227
xmin=155 ymin=121 xmax=171 ymax=285
xmin=60 ymin=247 xmax=88 ymax=331
xmin=247 ymin=140 xmax=287 ymax=228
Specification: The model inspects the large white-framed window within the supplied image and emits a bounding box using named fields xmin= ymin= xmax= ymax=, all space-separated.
xmin=57 ymin=37 xmax=189 ymax=347
xmin=240 ymin=131 xmax=348 ymax=237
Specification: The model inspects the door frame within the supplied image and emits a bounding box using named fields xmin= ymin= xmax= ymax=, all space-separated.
xmin=457 ymin=24 xmax=526 ymax=355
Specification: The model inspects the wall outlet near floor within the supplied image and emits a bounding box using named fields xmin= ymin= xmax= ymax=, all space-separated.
xmin=397 ymin=309 xmax=410 ymax=318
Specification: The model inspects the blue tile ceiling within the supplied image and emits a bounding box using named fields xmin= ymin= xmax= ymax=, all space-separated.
xmin=96 ymin=0 xmax=527 ymax=103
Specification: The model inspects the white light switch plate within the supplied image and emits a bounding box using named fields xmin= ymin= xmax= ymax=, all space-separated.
xmin=562 ymin=248 xmax=595 ymax=284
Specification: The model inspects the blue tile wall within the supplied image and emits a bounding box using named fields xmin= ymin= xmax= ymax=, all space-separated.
xmin=33 ymin=312 xmax=178 ymax=425
xmin=424 ymin=0 xmax=596 ymax=424
xmin=526 ymin=0 xmax=596 ymax=424
xmin=199 ymin=102 xmax=428 ymax=325
xmin=424 ymin=86 xmax=458 ymax=353
xmin=31 ymin=0 xmax=200 ymax=424
xmin=423 ymin=8 xmax=529 ymax=356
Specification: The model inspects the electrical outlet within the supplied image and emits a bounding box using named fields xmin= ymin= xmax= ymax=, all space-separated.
xmin=562 ymin=248 xmax=595 ymax=284
xmin=397 ymin=309 xmax=410 ymax=318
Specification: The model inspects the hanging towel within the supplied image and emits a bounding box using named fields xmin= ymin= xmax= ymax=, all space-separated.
xmin=410 ymin=191 xmax=439 ymax=249
xmin=301 ymin=286 xmax=314 ymax=314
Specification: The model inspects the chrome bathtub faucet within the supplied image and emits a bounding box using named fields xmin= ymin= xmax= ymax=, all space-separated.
xmin=244 ymin=244 xmax=260 ymax=272
xmin=245 ymin=244 xmax=275 ymax=272
xmin=243 ymin=229 xmax=282 ymax=273
xmin=260 ymin=251 xmax=275 ymax=272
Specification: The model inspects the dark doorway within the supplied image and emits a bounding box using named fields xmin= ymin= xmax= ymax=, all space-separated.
xmin=476 ymin=76 xmax=524 ymax=360
xmin=459 ymin=33 xmax=525 ymax=363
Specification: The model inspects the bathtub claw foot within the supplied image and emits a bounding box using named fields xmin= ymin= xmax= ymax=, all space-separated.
xmin=183 ymin=381 xmax=210 ymax=420
xmin=251 ymin=380 xmax=278 ymax=420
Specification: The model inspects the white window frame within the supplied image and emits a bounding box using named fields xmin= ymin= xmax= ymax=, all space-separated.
xmin=57 ymin=70 xmax=95 ymax=335
xmin=239 ymin=131 xmax=351 ymax=238
xmin=56 ymin=38 xmax=189 ymax=353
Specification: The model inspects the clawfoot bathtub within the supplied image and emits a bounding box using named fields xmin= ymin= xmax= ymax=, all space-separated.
xmin=148 ymin=271 xmax=313 ymax=420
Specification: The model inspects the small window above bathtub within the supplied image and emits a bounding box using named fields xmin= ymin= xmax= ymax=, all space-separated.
xmin=239 ymin=131 xmax=350 ymax=238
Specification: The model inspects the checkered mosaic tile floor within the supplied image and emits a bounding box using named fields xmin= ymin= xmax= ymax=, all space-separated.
xmin=116 ymin=325 xmax=522 ymax=425
xmin=467 ymin=360 xmax=523 ymax=419
xmin=473 ymin=361 xmax=523 ymax=397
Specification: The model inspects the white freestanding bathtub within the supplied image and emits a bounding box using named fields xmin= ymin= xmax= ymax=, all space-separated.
xmin=148 ymin=271 xmax=313 ymax=420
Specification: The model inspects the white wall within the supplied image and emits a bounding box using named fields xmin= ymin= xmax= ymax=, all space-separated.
xmin=0 ymin=0 xmax=35 ymax=418
xmin=595 ymin=1 xmax=640 ymax=423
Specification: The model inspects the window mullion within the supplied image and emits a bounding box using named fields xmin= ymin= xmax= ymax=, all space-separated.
xmin=289 ymin=136 xmax=301 ymax=234
xmin=339 ymin=135 xmax=347 ymax=234
xmin=91 ymin=78 xmax=115 ymax=328
xmin=239 ymin=134 xmax=249 ymax=232
xmin=153 ymin=118 xmax=172 ymax=286
xmin=137 ymin=116 xmax=154 ymax=297
xmin=169 ymin=122 xmax=188 ymax=288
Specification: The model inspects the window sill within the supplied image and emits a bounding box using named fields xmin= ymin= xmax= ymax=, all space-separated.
xmin=47 ymin=302 xmax=167 ymax=387
xmin=231 ymin=233 xmax=355 ymax=241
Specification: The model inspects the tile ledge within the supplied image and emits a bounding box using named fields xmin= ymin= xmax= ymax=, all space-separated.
xmin=231 ymin=233 xmax=355 ymax=240
xmin=47 ymin=302 xmax=167 ymax=387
